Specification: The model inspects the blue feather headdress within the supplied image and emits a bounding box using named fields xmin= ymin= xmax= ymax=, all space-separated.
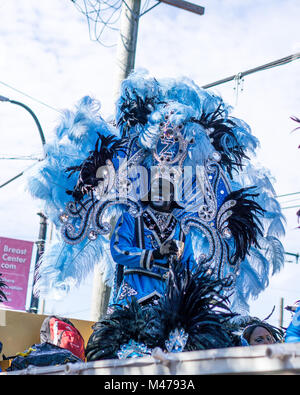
xmin=25 ymin=70 xmax=285 ymax=315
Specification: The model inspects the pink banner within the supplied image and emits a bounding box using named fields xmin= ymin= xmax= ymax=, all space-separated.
xmin=0 ymin=236 xmax=34 ymax=311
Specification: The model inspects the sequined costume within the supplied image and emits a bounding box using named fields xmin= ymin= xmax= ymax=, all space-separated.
xmin=110 ymin=207 xmax=196 ymax=306
xmin=26 ymin=69 xmax=285 ymax=319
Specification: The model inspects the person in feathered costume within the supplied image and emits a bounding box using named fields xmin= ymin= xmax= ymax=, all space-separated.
xmin=26 ymin=69 xmax=285 ymax=321
xmin=109 ymin=174 xmax=197 ymax=307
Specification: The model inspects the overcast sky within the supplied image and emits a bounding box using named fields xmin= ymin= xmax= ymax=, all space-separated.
xmin=0 ymin=0 xmax=299 ymax=327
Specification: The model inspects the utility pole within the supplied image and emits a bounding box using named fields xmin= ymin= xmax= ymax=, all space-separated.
xmin=93 ymin=0 xmax=205 ymax=321
xmin=113 ymin=0 xmax=205 ymax=98
xmin=94 ymin=0 xmax=142 ymax=320
xmin=160 ymin=0 xmax=204 ymax=15
xmin=113 ymin=0 xmax=142 ymax=99
xmin=29 ymin=212 xmax=47 ymax=313
xmin=279 ymin=297 xmax=284 ymax=328
xmin=90 ymin=265 xmax=112 ymax=321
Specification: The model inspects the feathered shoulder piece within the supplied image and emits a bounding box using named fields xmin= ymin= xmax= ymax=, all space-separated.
xmin=117 ymin=88 xmax=159 ymax=138
xmin=25 ymin=96 xmax=122 ymax=297
xmin=191 ymin=101 xmax=258 ymax=178
xmin=26 ymin=95 xmax=119 ymax=225
xmin=65 ymin=133 xmax=127 ymax=202
xmin=115 ymin=70 xmax=161 ymax=138
xmin=222 ymin=186 xmax=265 ymax=265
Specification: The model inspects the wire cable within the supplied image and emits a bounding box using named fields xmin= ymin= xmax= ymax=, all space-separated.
xmin=71 ymin=0 xmax=122 ymax=47
xmin=276 ymin=191 xmax=300 ymax=198
xmin=0 ymin=155 xmax=42 ymax=160
xmin=201 ymin=52 xmax=300 ymax=89
xmin=0 ymin=162 xmax=38 ymax=189
xmin=0 ymin=80 xmax=62 ymax=114
xmin=279 ymin=197 xmax=300 ymax=205
xmin=140 ymin=0 xmax=161 ymax=16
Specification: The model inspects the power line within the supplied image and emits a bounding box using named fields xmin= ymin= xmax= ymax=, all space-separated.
xmin=0 ymin=81 xmax=62 ymax=114
xmin=71 ymin=0 xmax=122 ymax=47
xmin=276 ymin=191 xmax=300 ymax=198
xmin=281 ymin=205 xmax=300 ymax=210
xmin=0 ymin=98 xmax=46 ymax=189
xmin=280 ymin=197 xmax=300 ymax=205
xmin=201 ymin=52 xmax=300 ymax=89
xmin=1 ymin=52 xmax=299 ymax=114
xmin=139 ymin=0 xmax=161 ymax=16
xmin=0 ymin=155 xmax=42 ymax=160
xmin=0 ymin=162 xmax=37 ymax=189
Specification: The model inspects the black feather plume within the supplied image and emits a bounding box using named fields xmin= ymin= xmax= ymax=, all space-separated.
xmin=291 ymin=115 xmax=300 ymax=132
xmin=154 ymin=262 xmax=237 ymax=351
xmin=85 ymin=298 xmax=160 ymax=361
xmin=65 ymin=133 xmax=127 ymax=202
xmin=222 ymin=187 xmax=265 ymax=265
xmin=192 ymin=104 xmax=249 ymax=178
xmin=117 ymin=89 xmax=157 ymax=137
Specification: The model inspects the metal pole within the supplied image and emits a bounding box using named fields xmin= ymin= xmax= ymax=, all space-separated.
xmin=0 ymin=96 xmax=48 ymax=314
xmin=29 ymin=212 xmax=47 ymax=313
xmin=8 ymin=100 xmax=46 ymax=147
xmin=91 ymin=216 xmax=117 ymax=320
xmin=0 ymin=96 xmax=46 ymax=189
xmin=159 ymin=0 xmax=204 ymax=15
xmin=279 ymin=297 xmax=284 ymax=328
xmin=285 ymin=252 xmax=299 ymax=264
xmin=113 ymin=0 xmax=141 ymax=99
xmin=90 ymin=265 xmax=111 ymax=321
xmin=90 ymin=0 xmax=141 ymax=321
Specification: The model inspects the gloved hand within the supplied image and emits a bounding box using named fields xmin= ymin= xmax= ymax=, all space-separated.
xmin=153 ymin=240 xmax=179 ymax=260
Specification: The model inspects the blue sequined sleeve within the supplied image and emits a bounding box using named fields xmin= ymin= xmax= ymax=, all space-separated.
xmin=110 ymin=212 xmax=154 ymax=270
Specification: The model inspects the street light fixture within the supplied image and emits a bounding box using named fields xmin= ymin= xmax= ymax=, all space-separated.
xmin=0 ymin=95 xmax=46 ymax=145
xmin=0 ymin=95 xmax=46 ymax=189
xmin=0 ymin=95 xmax=47 ymax=313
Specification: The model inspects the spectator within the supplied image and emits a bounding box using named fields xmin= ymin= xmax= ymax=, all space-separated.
xmin=285 ymin=304 xmax=300 ymax=343
xmin=241 ymin=321 xmax=284 ymax=346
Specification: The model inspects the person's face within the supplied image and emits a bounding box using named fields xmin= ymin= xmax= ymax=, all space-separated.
xmin=149 ymin=178 xmax=174 ymax=211
xmin=249 ymin=326 xmax=275 ymax=346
